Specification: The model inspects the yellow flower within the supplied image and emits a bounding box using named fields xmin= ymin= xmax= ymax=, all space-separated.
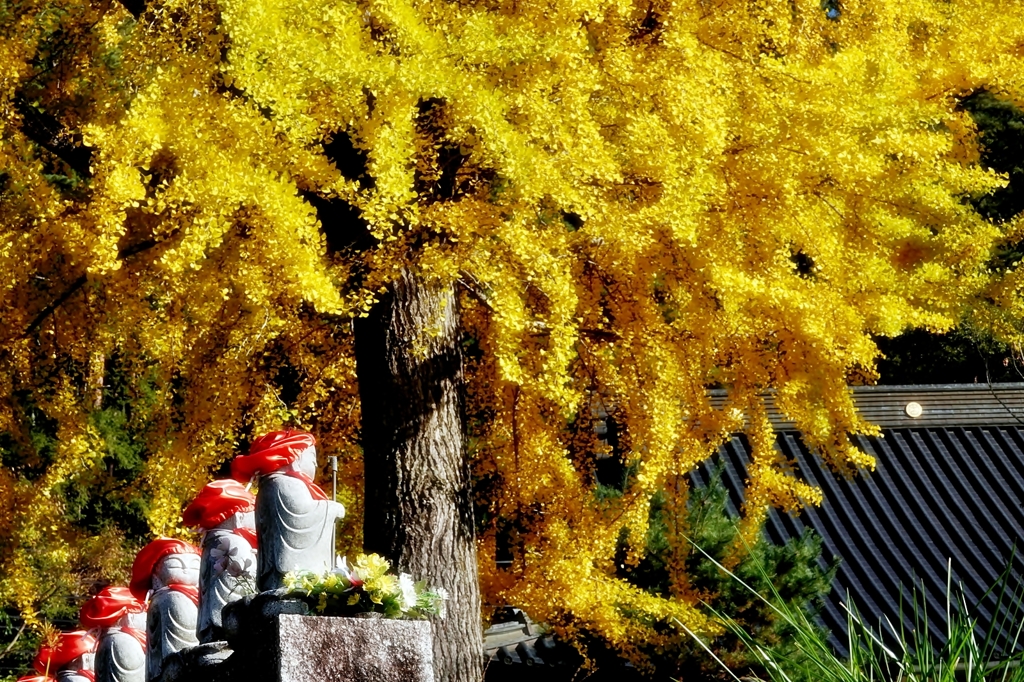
xmin=354 ymin=553 xmax=391 ymax=582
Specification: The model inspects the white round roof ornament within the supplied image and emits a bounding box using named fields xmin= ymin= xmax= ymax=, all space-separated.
xmin=905 ymin=401 xmax=923 ymax=418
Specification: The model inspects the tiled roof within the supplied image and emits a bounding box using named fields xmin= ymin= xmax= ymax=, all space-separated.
xmin=694 ymin=418 xmax=1024 ymax=655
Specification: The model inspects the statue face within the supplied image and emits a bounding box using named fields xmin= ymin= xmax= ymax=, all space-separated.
xmin=118 ymin=610 xmax=147 ymax=631
xmin=234 ymin=509 xmax=256 ymax=529
xmin=66 ymin=652 xmax=94 ymax=671
xmin=154 ymin=552 xmax=200 ymax=588
xmin=214 ymin=508 xmax=255 ymax=531
xmin=297 ymin=444 xmax=317 ymax=479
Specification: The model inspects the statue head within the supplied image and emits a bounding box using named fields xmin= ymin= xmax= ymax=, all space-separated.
xmin=182 ymin=479 xmax=256 ymax=532
xmin=152 ymin=552 xmax=201 ymax=589
xmin=289 ymin=443 xmax=318 ymax=479
xmin=118 ymin=610 xmax=147 ymax=631
xmin=220 ymin=508 xmax=256 ymax=531
xmin=32 ymin=631 xmax=96 ymax=676
xmin=79 ymin=586 xmax=145 ymax=634
xmin=61 ymin=652 xmax=94 ymax=672
xmin=230 ymin=429 xmax=317 ymax=482
xmin=129 ymin=538 xmax=201 ymax=599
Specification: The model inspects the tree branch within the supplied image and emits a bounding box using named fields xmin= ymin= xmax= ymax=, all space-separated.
xmin=14 ymin=96 xmax=93 ymax=178
xmin=24 ymin=230 xmax=179 ymax=336
xmin=25 ymin=274 xmax=87 ymax=334
xmin=0 ymin=620 xmax=27 ymax=660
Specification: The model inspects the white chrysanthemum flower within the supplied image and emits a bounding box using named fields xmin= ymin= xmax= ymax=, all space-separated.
xmin=398 ymin=573 xmax=417 ymax=611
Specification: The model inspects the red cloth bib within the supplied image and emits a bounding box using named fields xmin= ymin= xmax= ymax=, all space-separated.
xmin=233 ymin=527 xmax=258 ymax=549
xmin=119 ymin=627 xmax=147 ymax=648
xmin=154 ymin=584 xmax=200 ymax=606
xmin=282 ymin=470 xmax=329 ymax=501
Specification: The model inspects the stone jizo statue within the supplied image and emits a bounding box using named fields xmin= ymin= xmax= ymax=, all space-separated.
xmin=129 ymin=538 xmax=200 ymax=682
xmin=231 ymin=430 xmax=345 ymax=591
xmin=182 ymin=479 xmax=258 ymax=643
xmin=32 ymin=631 xmax=96 ymax=682
xmin=80 ymin=586 xmax=147 ymax=682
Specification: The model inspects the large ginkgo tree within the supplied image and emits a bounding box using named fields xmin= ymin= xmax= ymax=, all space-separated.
xmin=1 ymin=0 xmax=1023 ymax=679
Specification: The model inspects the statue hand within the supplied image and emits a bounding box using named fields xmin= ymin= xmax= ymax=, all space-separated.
xmin=330 ymin=501 xmax=346 ymax=520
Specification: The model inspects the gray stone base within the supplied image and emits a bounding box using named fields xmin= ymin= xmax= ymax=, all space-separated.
xmin=162 ymin=605 xmax=434 ymax=682
xmin=276 ymin=614 xmax=433 ymax=682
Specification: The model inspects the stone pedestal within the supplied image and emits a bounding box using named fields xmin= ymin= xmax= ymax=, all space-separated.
xmin=163 ymin=599 xmax=434 ymax=682
xmin=274 ymin=615 xmax=433 ymax=682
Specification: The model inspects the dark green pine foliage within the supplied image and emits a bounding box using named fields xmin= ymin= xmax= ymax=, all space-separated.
xmin=0 ymin=357 xmax=159 ymax=680
xmin=53 ymin=356 xmax=156 ymax=540
xmin=963 ymin=90 xmax=1024 ymax=226
xmin=0 ymin=611 xmax=43 ymax=682
xmin=875 ymin=326 xmax=1022 ymax=385
xmin=609 ymin=471 xmax=838 ymax=681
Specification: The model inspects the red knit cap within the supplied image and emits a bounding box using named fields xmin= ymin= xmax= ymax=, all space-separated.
xmin=182 ymin=479 xmax=256 ymax=530
xmin=79 ymin=586 xmax=145 ymax=629
xmin=18 ymin=676 xmax=56 ymax=682
xmin=230 ymin=430 xmax=316 ymax=482
xmin=129 ymin=538 xmax=200 ymax=601
xmin=32 ymin=631 xmax=96 ymax=674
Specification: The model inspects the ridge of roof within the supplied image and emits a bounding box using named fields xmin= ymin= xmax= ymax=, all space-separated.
xmin=707 ymin=383 xmax=1024 ymax=428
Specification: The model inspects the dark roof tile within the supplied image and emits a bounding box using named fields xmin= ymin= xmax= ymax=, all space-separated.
xmin=699 ymin=424 xmax=1024 ymax=656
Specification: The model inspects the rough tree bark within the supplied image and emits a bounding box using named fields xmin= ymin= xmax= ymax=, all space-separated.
xmin=354 ymin=267 xmax=484 ymax=682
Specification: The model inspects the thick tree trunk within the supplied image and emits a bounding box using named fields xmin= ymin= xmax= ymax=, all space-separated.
xmin=354 ymin=268 xmax=483 ymax=682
